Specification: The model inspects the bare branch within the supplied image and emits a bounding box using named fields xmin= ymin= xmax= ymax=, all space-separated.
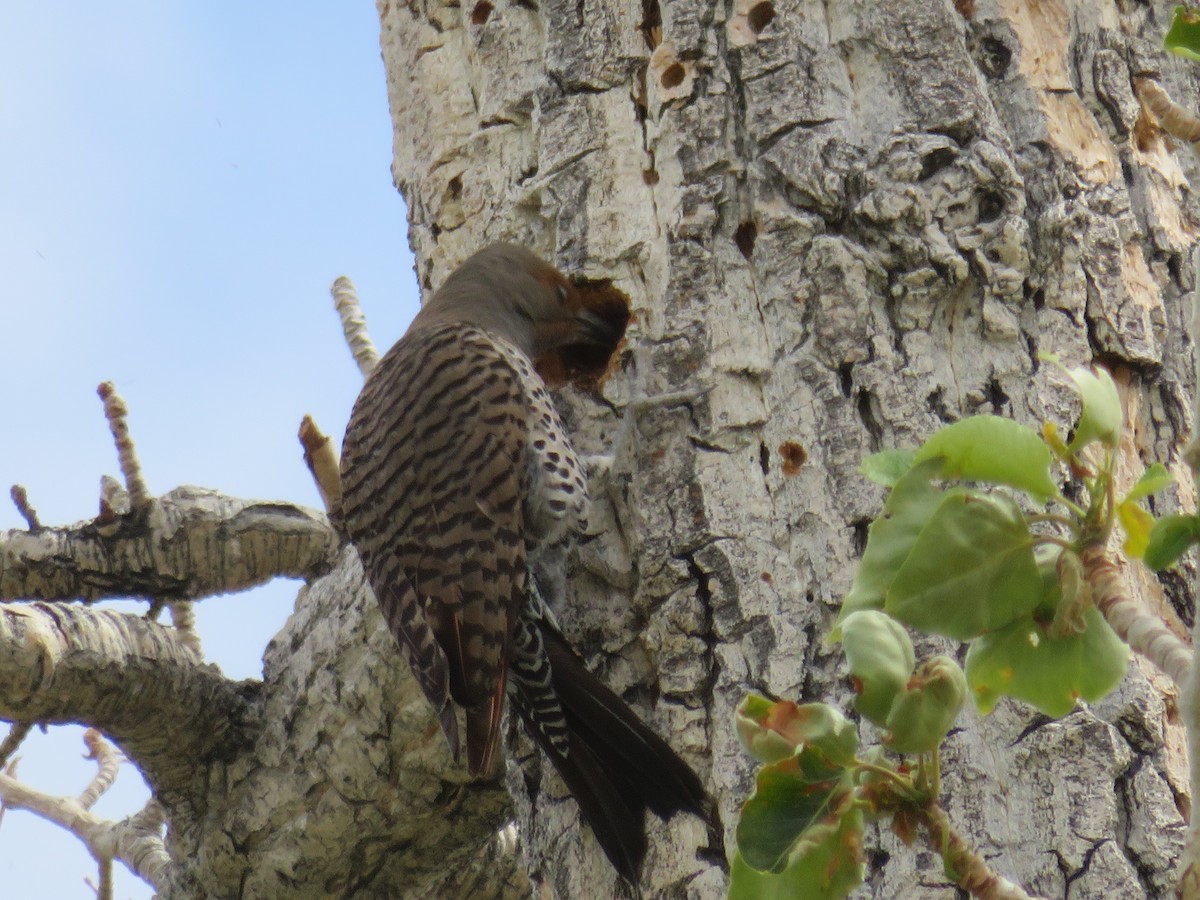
xmin=332 ymin=275 xmax=380 ymax=376
xmin=9 ymin=486 xmax=40 ymax=531
xmin=0 ymin=733 xmax=170 ymax=893
xmin=167 ymin=601 xmax=201 ymax=656
xmin=0 ymin=721 xmax=31 ymax=768
xmin=79 ymin=729 xmax=122 ymax=810
xmin=918 ymin=800 xmax=1041 ymax=900
xmin=299 ymin=415 xmax=343 ymax=512
xmin=0 ymin=602 xmax=256 ymax=803
xmin=96 ymin=382 xmax=152 ymax=513
xmin=1137 ymin=79 xmax=1200 ymax=150
xmin=1 ymin=486 xmax=338 ymax=604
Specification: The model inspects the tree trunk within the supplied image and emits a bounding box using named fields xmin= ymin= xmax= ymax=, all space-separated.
xmin=375 ymin=0 xmax=1192 ymax=896
xmin=1 ymin=1 xmax=1195 ymax=898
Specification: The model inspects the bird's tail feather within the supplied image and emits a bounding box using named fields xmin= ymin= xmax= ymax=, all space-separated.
xmin=512 ymin=622 xmax=715 ymax=890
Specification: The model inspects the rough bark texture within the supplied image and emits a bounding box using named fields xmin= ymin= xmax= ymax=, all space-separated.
xmin=375 ymin=0 xmax=1196 ymax=896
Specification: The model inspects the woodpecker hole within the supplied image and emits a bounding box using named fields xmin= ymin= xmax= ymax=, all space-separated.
xmin=977 ymin=190 xmax=1006 ymax=223
xmin=747 ymin=2 xmax=775 ymax=33
xmin=778 ymin=442 xmax=807 ymax=477
xmin=660 ymin=63 xmax=686 ymax=89
xmin=734 ymin=221 xmax=757 ymax=260
xmin=533 ymin=279 xmax=631 ymax=392
xmin=977 ymin=36 xmax=1011 ymax=79
xmin=1133 ymin=108 xmax=1159 ymax=153
xmin=470 ymin=1 xmax=493 ymax=24
xmin=919 ymin=147 xmax=956 ymax=181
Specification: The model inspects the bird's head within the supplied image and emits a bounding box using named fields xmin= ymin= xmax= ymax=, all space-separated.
xmin=416 ymin=243 xmax=623 ymax=360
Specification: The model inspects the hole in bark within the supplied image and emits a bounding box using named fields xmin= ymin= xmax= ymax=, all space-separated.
xmin=1031 ymin=288 xmax=1045 ymax=310
xmin=641 ymin=0 xmax=663 ymax=49
xmin=758 ymin=442 xmax=770 ymax=475
xmin=837 ymin=362 xmax=854 ymax=398
xmin=734 ymin=221 xmax=757 ymax=259
xmin=661 ymin=63 xmax=686 ymax=89
xmin=642 ymin=169 xmax=660 ymax=185
xmin=919 ymin=147 xmax=956 ymax=181
xmin=977 ymin=190 xmax=1006 ymax=223
xmin=985 ymin=377 xmax=1009 ymax=412
xmin=470 ymin=1 xmax=493 ymax=24
xmin=533 ymin=280 xmax=632 ymax=392
xmin=448 ymin=175 xmax=463 ymax=199
xmin=747 ymin=2 xmax=776 ymax=33
xmin=1133 ymin=107 xmax=1159 ymax=153
xmin=851 ymin=519 xmax=870 ymax=555
xmin=954 ymin=0 xmax=975 ymax=17
xmin=778 ymin=441 xmax=807 ymax=477
xmin=978 ymin=36 xmax=1012 ymax=79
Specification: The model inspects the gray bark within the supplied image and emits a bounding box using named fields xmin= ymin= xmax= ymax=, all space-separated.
xmin=377 ymin=0 xmax=1193 ymax=896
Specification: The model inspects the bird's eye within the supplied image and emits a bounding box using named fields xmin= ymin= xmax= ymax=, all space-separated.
xmin=556 ymin=284 xmax=569 ymax=304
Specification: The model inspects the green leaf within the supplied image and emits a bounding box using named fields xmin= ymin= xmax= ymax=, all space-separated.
xmin=913 ymin=415 xmax=1057 ymax=503
xmin=1033 ymin=545 xmax=1064 ymax=619
xmin=965 ymin=608 xmax=1129 ymax=717
xmin=885 ymin=491 xmax=1043 ymax=640
xmin=1064 ymin=365 xmax=1121 ymax=454
xmin=1165 ymin=6 xmax=1200 ymax=61
xmin=1118 ymin=500 xmax=1155 ymax=559
xmin=736 ymin=750 xmax=854 ymax=873
xmin=1123 ymin=463 xmax=1174 ymax=504
xmin=860 ymin=449 xmax=916 ymax=487
xmin=1144 ymin=513 xmax=1200 ymax=571
xmin=834 ymin=459 xmax=947 ymax=635
xmin=730 ymin=807 xmax=865 ymax=900
xmin=735 ymin=697 xmax=858 ymax=766
xmin=840 ymin=611 xmax=915 ymax=727
xmin=884 ymin=655 xmax=968 ymax=755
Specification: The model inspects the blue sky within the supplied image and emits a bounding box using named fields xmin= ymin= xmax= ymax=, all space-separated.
xmin=0 ymin=5 xmax=418 ymax=896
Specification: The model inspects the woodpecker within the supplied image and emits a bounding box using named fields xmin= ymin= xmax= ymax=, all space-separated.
xmin=339 ymin=243 xmax=712 ymax=889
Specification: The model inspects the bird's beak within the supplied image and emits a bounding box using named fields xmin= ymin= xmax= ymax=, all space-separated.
xmin=576 ymin=309 xmax=622 ymax=347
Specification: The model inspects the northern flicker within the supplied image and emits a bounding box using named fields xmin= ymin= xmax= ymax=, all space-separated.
xmin=339 ymin=243 xmax=713 ymax=889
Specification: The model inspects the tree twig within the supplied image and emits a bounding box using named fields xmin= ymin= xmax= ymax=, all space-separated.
xmin=332 ymin=275 xmax=380 ymax=376
xmin=299 ymin=415 xmax=342 ymax=512
xmin=78 ymin=729 xmax=122 ymax=810
xmin=0 ymin=731 xmax=168 ymax=892
xmin=1080 ymin=545 xmax=1191 ymax=689
xmin=96 ymin=383 xmax=152 ymax=513
xmin=9 ymin=486 xmax=40 ymax=532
